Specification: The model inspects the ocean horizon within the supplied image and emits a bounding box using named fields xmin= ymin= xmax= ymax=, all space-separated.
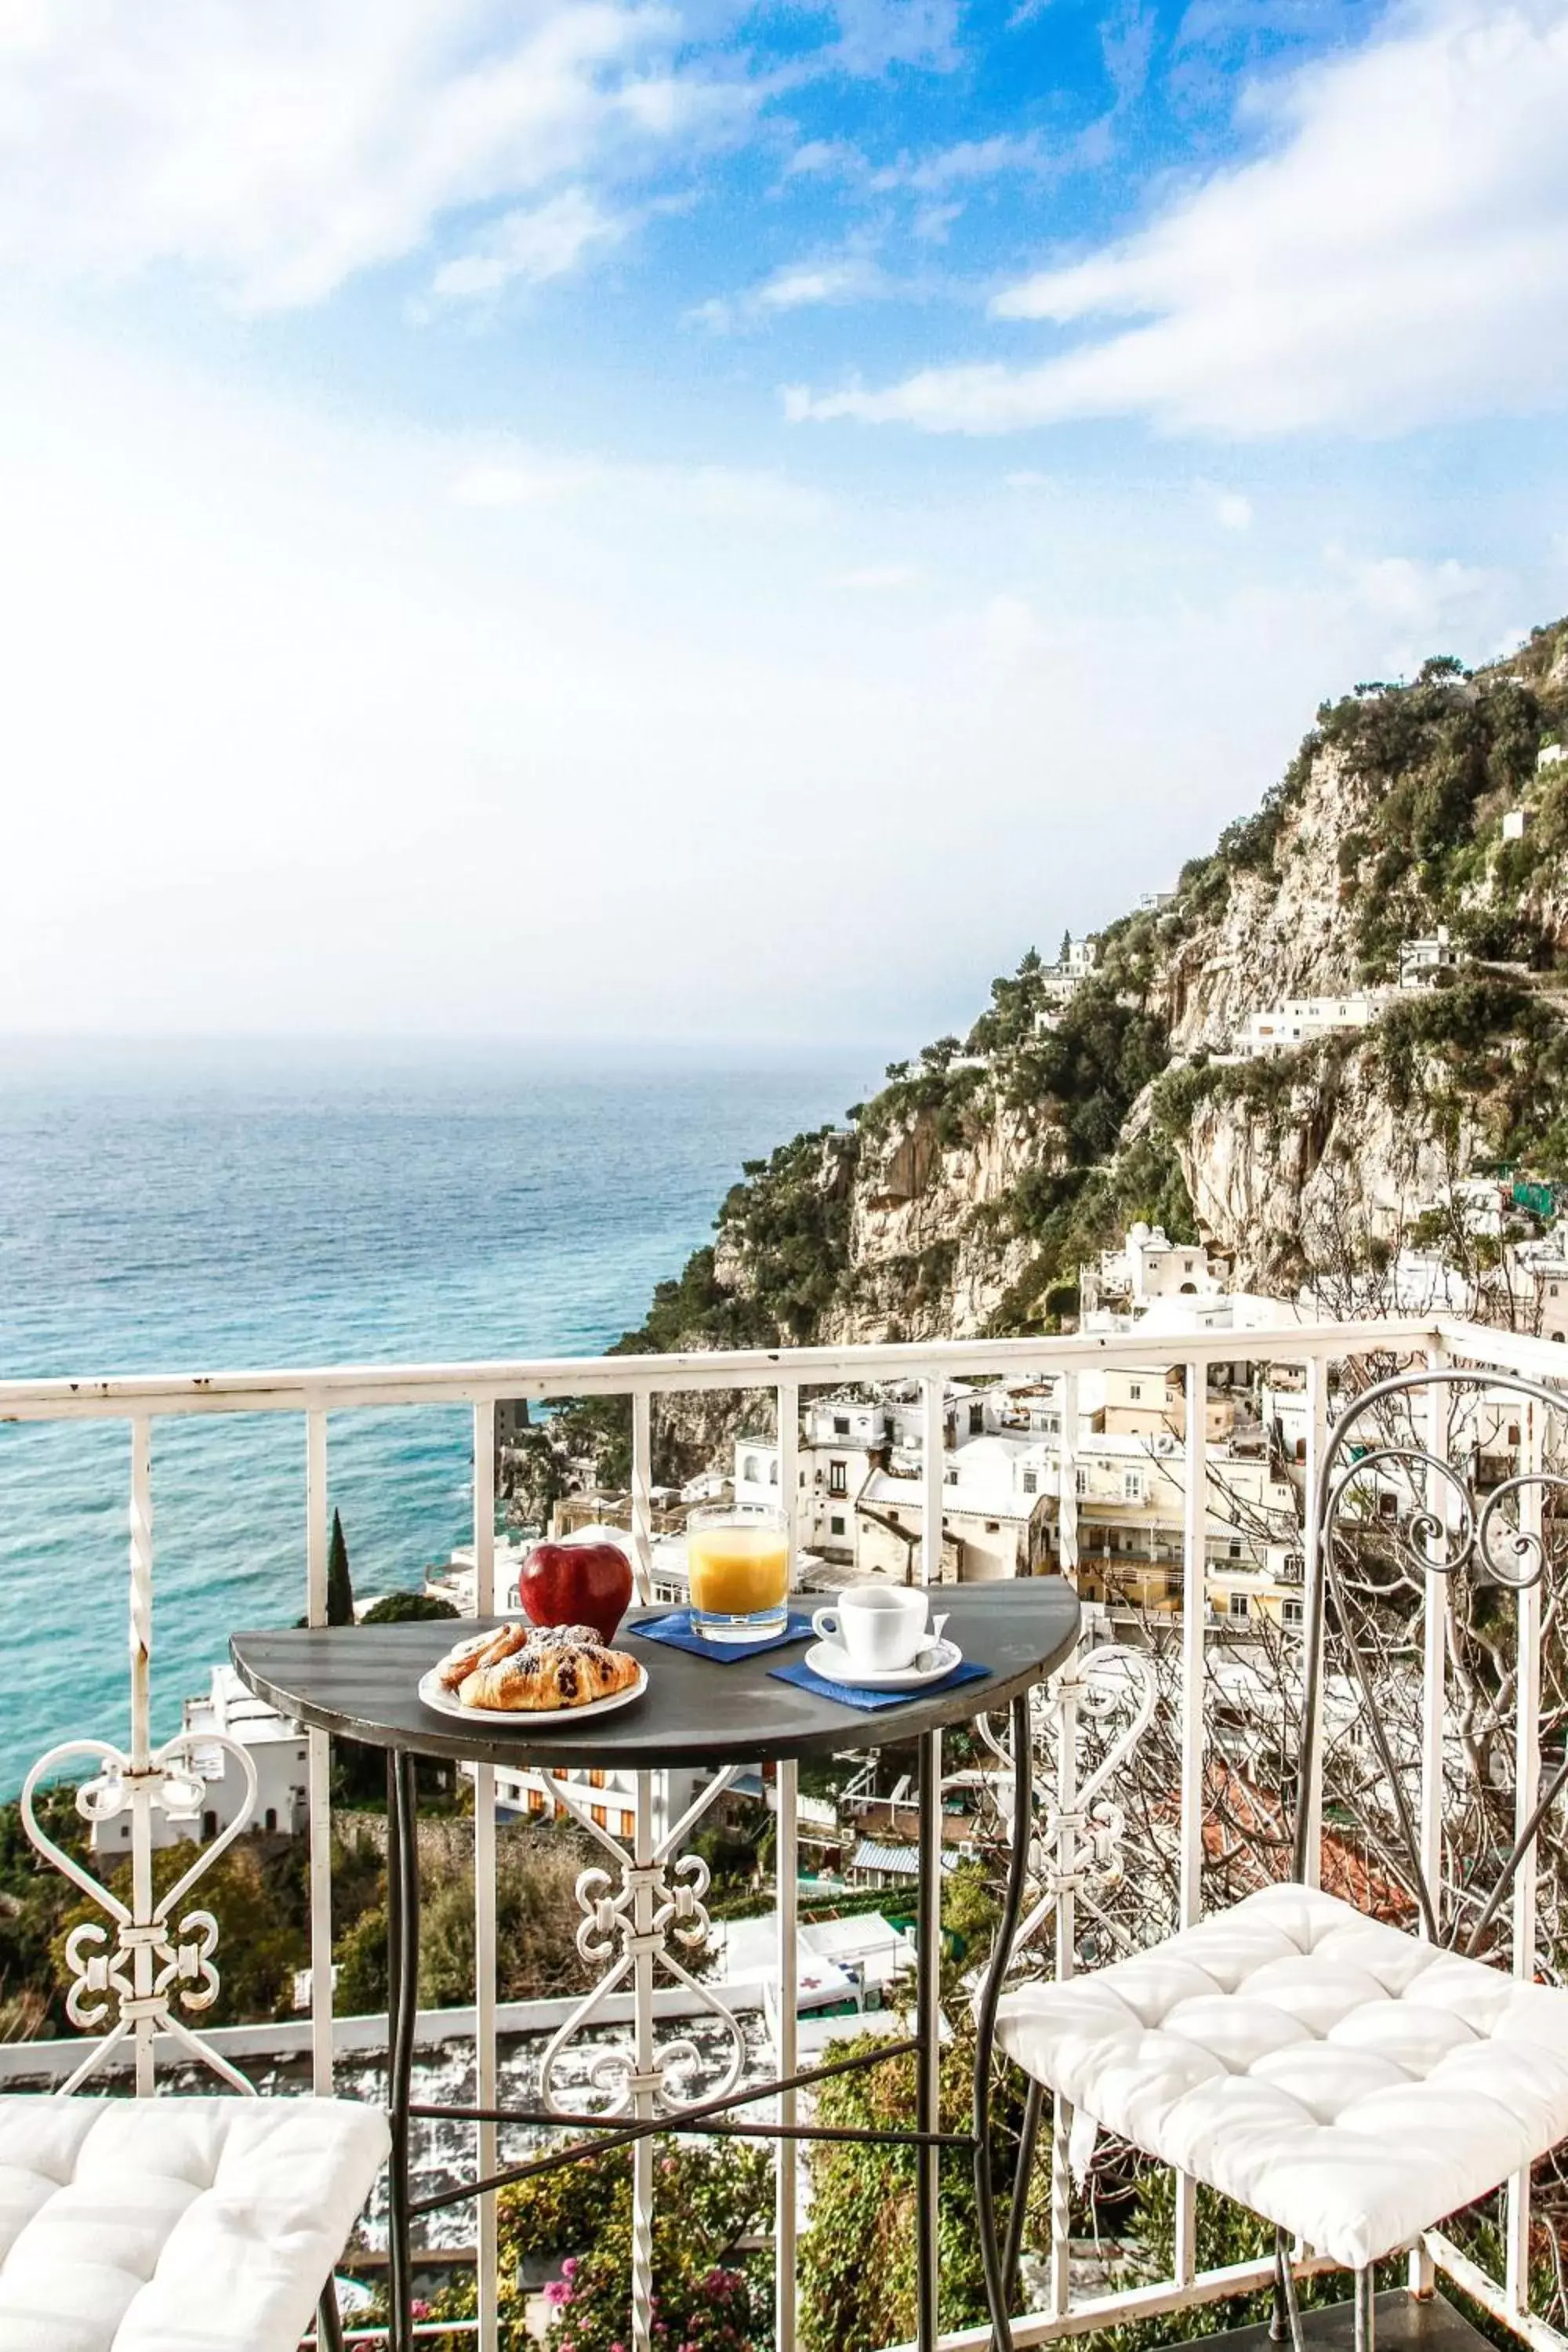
xmin=0 ymin=1039 xmax=882 ymax=1795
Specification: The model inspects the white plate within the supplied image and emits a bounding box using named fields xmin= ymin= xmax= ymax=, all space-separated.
xmin=804 ymin=1638 xmax=963 ymax=1690
xmin=417 ymin=1661 xmax=648 ymax=1726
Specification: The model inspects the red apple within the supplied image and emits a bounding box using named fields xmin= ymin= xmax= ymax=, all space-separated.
xmin=521 ymin=1540 xmax=633 ymax=1646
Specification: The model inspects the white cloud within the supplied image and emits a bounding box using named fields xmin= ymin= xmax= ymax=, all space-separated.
xmin=1215 ymin=492 xmax=1253 ymax=531
xmin=0 ymin=0 xmax=749 ymax=310
xmin=694 ymin=252 xmax=884 ymax=329
xmin=877 ymin=131 xmax=1052 ymax=192
xmin=431 ymin=187 xmax=631 ymax=301
xmin=789 ymin=1 xmax=1568 ymax=437
xmin=757 ymin=257 xmax=880 ymax=310
xmin=451 ymin=445 xmax=831 ymax=523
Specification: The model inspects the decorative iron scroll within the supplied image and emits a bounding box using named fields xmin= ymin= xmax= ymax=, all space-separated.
xmin=975 ymin=1642 xmax=1158 ymax=1963
xmin=535 ymin=1766 xmax=748 ymax=2118
xmin=1301 ymin=1362 xmax=1568 ymax=1950
xmin=21 ymin=1730 xmax=260 ymax=2093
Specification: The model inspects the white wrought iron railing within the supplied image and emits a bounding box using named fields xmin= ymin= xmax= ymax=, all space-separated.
xmin=4 ymin=1312 xmax=1567 ymax=2352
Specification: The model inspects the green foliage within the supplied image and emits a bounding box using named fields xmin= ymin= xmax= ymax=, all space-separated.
xmin=327 ymin=1507 xmax=354 ymax=1628
xmin=426 ymin=2136 xmax=773 ymax=2351
xmin=361 ymin=1592 xmax=460 ymax=1624
xmin=1377 ymin=980 xmax=1568 ymax=1169
xmin=1305 ymin=665 xmax=1555 ymax=975
xmin=798 ymin=2025 xmax=1022 ymax=2352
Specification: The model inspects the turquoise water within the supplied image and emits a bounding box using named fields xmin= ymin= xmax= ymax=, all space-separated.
xmin=0 ymin=1041 xmax=873 ymax=1795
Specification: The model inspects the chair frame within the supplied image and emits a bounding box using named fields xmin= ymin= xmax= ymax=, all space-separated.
xmin=975 ymin=1363 xmax=1568 ymax=2352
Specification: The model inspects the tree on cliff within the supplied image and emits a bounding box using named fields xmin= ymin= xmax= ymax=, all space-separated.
xmin=326 ymin=1508 xmax=354 ymax=1627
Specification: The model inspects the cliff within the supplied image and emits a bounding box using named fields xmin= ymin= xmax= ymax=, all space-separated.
xmin=622 ymin=619 xmax=1568 ymax=1363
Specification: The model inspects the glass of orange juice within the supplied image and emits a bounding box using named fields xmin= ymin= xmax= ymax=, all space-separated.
xmin=687 ymin=1503 xmax=790 ymax=1643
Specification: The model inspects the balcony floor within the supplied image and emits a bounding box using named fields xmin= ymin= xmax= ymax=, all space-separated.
xmin=1168 ymin=2292 xmax=1490 ymax=2352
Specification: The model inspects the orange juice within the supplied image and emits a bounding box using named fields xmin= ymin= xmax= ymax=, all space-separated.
xmin=688 ymin=1522 xmax=789 ymax=1614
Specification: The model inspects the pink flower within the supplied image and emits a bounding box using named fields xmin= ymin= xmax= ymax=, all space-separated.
xmin=561 ymin=2256 xmax=579 ymax=2278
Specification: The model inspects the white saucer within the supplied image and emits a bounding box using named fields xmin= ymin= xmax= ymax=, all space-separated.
xmin=804 ymin=1638 xmax=963 ymax=1690
xmin=417 ymin=1662 xmax=648 ymax=1726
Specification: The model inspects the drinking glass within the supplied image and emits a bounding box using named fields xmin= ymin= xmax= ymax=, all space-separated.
xmin=686 ymin=1502 xmax=790 ymax=1643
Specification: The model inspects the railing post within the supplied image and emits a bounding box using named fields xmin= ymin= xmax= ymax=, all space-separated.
xmin=1419 ymin=1347 xmax=1450 ymax=1931
xmin=1300 ymin=1358 xmax=1329 ymax=1891
xmin=1506 ymin=1398 xmax=1544 ymax=2315
xmin=1175 ymin=1361 xmax=1207 ymax=2285
xmin=632 ymin=1771 xmax=657 ymax=2352
xmin=1050 ymin=1669 xmax=1078 ymax=2319
xmin=1058 ymin=1374 xmax=1079 ymax=1581
xmin=128 ymin=1415 xmax=155 ymax=2098
xmin=921 ymin=1378 xmax=945 ymax=1586
xmin=631 ymin=1388 xmax=655 ymax=1603
xmin=305 ymin=1409 xmax=334 ymax=2096
xmin=473 ymin=1400 xmax=499 ymax=2352
xmin=775 ymin=1375 xmax=800 ymax=2352
xmin=775 ymin=1757 xmax=799 ymax=2351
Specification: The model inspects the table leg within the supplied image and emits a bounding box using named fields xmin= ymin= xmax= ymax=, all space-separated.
xmin=916 ymin=1726 xmax=943 ymax=2352
xmin=974 ymin=1693 xmax=1034 ymax=2352
xmin=386 ymin=1751 xmax=420 ymax=2352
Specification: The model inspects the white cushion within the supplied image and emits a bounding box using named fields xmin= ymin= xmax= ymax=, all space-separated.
xmin=993 ymin=1882 xmax=1568 ymax=2270
xmin=0 ymin=2095 xmax=390 ymax=2352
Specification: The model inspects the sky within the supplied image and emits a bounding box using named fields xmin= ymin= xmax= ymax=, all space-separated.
xmin=2 ymin=0 xmax=1566 ymax=1050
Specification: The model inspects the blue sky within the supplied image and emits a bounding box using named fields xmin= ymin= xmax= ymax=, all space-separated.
xmin=2 ymin=1 xmax=1566 ymax=1046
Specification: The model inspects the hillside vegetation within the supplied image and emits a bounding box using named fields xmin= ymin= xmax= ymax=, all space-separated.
xmin=616 ymin=619 xmax=1568 ymax=1356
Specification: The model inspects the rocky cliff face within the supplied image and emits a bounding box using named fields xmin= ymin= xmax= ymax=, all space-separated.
xmin=622 ymin=622 xmax=1568 ymax=1356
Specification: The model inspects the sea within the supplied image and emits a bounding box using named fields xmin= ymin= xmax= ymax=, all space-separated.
xmin=0 ymin=1040 xmax=878 ymax=1797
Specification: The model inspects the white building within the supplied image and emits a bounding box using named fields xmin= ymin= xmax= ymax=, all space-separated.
xmin=1234 ymin=993 xmax=1388 ymax=1058
xmin=1087 ymin=1222 xmax=1224 ymax=1309
xmin=94 ymin=1666 xmax=310 ymax=1857
xmin=1538 ymin=742 xmax=1566 ymax=770
xmin=1035 ymin=935 xmax=1102 ymax=1021
xmin=1398 ymin=927 xmax=1461 ymax=989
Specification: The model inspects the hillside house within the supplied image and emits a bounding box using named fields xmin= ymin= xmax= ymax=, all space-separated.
xmin=1398 ymin=926 xmax=1462 ymax=988
xmin=1233 ymin=992 xmax=1388 ymax=1057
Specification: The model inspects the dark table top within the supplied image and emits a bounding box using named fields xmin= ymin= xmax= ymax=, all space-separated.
xmin=230 ymin=1581 xmax=1080 ymax=1769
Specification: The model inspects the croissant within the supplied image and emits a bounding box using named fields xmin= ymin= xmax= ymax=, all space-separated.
xmin=458 ymin=1635 xmax=640 ymax=1712
xmin=435 ymin=1623 xmax=528 ymax=1692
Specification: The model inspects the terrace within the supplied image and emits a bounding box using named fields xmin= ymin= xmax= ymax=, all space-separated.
xmin=4 ymin=1308 xmax=1568 ymax=2352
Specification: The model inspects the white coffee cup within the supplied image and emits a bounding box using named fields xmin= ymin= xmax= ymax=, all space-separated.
xmin=812 ymin=1584 xmax=928 ymax=1671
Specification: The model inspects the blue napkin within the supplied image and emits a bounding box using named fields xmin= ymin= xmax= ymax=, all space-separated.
xmin=630 ymin=1607 xmax=815 ymax=1663
xmin=768 ymin=1656 xmax=992 ymax=1711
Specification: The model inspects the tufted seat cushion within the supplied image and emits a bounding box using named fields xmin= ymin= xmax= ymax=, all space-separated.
xmin=0 ymin=2094 xmax=390 ymax=2352
xmin=993 ymin=1882 xmax=1568 ymax=2270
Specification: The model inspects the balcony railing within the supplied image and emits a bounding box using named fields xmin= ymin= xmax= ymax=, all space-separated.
xmin=4 ymin=1311 xmax=1568 ymax=2352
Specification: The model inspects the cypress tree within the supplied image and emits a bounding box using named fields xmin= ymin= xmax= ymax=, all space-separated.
xmin=326 ymin=1508 xmax=354 ymax=1627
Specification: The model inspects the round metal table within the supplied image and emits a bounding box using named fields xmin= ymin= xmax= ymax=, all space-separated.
xmin=233 ymin=1578 xmax=1080 ymax=2352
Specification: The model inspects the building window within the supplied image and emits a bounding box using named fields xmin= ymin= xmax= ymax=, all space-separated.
xmin=1123 ymin=1472 xmax=1143 ymax=1501
xmin=589 ymin=1769 xmax=606 ymax=1788
xmin=834 ymin=1415 xmax=851 ymax=1436
xmin=769 ymin=1461 xmax=779 ymax=1484
xmin=1229 ymin=1593 xmax=1250 ymax=1623
xmin=1022 ymin=1470 xmax=1037 ymax=1494
xmin=985 ymin=1519 xmax=1000 ymax=1534
xmin=829 ymin=1460 xmax=848 ymax=1497
xmin=263 ymin=1807 xmax=278 ymax=1834
xmin=830 ymin=1515 xmax=846 ymax=1536
xmin=1228 ymin=1538 xmax=1243 ymax=1559
xmin=742 ymin=1454 xmax=760 ymax=1483
xmin=528 ymin=1789 xmax=546 ymax=1815
xmin=1283 ymin=1599 xmax=1305 ymax=1628
xmin=1130 ymin=1382 xmax=1143 ymax=1402
xmin=1075 ymin=1468 xmax=1089 ymax=1497
xmin=969 ymin=1403 xmax=985 ymax=1436
xmin=591 ymin=1806 xmax=608 ymax=1829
